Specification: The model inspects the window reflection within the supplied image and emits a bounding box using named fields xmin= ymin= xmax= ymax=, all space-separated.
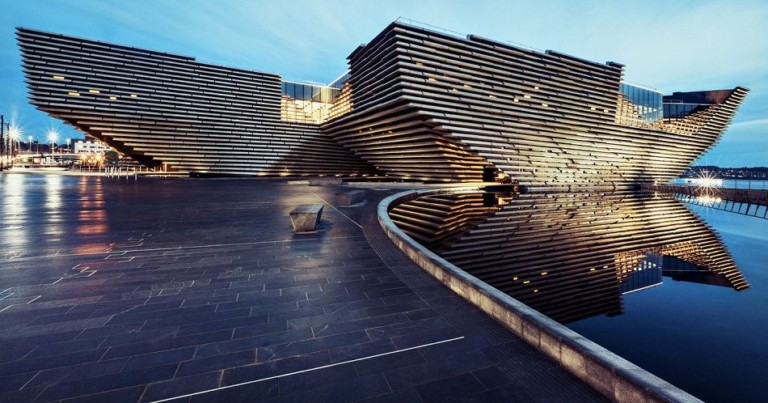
xmin=618 ymin=83 xmax=663 ymax=124
xmin=280 ymin=78 xmax=352 ymax=124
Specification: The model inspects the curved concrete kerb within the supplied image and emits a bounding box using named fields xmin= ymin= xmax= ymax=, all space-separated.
xmin=378 ymin=188 xmax=702 ymax=403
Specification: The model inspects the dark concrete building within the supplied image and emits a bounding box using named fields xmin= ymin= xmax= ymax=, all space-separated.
xmin=17 ymin=21 xmax=748 ymax=185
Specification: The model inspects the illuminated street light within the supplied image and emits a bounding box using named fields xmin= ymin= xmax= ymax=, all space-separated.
xmin=47 ymin=130 xmax=59 ymax=155
xmin=28 ymin=136 xmax=32 ymax=152
xmin=66 ymin=138 xmax=71 ymax=152
xmin=8 ymin=125 xmax=20 ymax=162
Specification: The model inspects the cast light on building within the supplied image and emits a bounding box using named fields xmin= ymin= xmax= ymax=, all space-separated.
xmin=16 ymin=21 xmax=748 ymax=185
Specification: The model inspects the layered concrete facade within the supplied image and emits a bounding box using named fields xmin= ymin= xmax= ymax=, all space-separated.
xmin=18 ymin=21 xmax=747 ymax=185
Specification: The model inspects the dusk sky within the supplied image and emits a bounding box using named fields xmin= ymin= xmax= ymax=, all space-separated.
xmin=2 ymin=0 xmax=766 ymax=166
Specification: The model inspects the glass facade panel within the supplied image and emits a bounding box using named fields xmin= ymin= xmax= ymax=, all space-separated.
xmin=663 ymin=103 xmax=703 ymax=119
xmin=281 ymin=80 xmax=346 ymax=124
xmin=620 ymin=83 xmax=663 ymax=123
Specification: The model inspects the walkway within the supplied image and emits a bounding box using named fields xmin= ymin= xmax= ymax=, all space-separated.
xmin=0 ymin=174 xmax=605 ymax=402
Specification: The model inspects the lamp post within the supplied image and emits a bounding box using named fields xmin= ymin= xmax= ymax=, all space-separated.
xmin=66 ymin=138 xmax=71 ymax=152
xmin=47 ymin=130 xmax=59 ymax=164
xmin=1 ymin=114 xmax=5 ymax=170
xmin=28 ymin=136 xmax=32 ymax=153
xmin=8 ymin=125 xmax=19 ymax=166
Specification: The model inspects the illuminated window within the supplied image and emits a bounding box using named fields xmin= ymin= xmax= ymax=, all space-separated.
xmin=542 ymin=103 xmax=548 ymax=107
xmin=523 ymin=94 xmax=531 ymax=99
xmin=130 ymin=93 xmax=138 ymax=98
xmin=68 ymin=91 xmax=80 ymax=96
xmin=52 ymin=75 xmax=65 ymax=80
xmin=109 ymin=96 xmax=117 ymax=101
xmin=89 ymin=89 xmax=100 ymax=94
xmin=427 ymin=77 xmax=437 ymax=82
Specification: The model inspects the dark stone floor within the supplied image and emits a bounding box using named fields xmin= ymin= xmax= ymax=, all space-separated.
xmin=0 ymin=174 xmax=606 ymax=402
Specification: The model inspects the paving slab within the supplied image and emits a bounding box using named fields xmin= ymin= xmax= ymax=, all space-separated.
xmin=0 ymin=174 xmax=606 ymax=402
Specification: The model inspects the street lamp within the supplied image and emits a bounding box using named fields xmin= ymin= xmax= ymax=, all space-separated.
xmin=47 ymin=130 xmax=59 ymax=165
xmin=47 ymin=130 xmax=58 ymax=153
xmin=28 ymin=136 xmax=32 ymax=152
xmin=66 ymin=138 xmax=71 ymax=153
xmin=8 ymin=125 xmax=20 ymax=164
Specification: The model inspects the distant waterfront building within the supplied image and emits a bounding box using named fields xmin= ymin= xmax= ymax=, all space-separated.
xmin=73 ymin=140 xmax=112 ymax=155
xmin=16 ymin=21 xmax=748 ymax=185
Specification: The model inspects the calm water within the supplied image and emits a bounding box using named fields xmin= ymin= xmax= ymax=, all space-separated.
xmin=390 ymin=189 xmax=767 ymax=402
xmin=569 ymin=205 xmax=768 ymax=402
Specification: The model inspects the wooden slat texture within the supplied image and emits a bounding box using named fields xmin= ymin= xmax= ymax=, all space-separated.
xmin=17 ymin=22 xmax=748 ymax=182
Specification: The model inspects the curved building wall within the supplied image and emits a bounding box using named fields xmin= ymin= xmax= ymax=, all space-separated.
xmin=17 ymin=23 xmax=748 ymax=183
xmin=17 ymin=28 xmax=376 ymax=176
xmin=326 ymin=22 xmax=748 ymax=186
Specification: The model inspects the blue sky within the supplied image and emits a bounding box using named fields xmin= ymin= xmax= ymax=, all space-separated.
xmin=2 ymin=0 xmax=766 ymax=166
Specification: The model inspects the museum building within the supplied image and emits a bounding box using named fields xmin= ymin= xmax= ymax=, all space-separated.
xmin=17 ymin=21 xmax=748 ymax=185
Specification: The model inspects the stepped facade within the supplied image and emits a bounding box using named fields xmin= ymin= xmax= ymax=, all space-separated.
xmin=18 ymin=21 xmax=748 ymax=185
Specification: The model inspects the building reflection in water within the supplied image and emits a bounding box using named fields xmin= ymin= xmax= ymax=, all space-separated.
xmin=43 ymin=174 xmax=65 ymax=239
xmin=73 ymin=176 xmax=109 ymax=254
xmin=0 ymin=174 xmax=110 ymax=257
xmin=389 ymin=190 xmax=749 ymax=324
xmin=1 ymin=174 xmax=30 ymax=254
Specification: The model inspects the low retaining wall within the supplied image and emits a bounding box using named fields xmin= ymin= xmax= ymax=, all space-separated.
xmin=378 ymin=188 xmax=701 ymax=403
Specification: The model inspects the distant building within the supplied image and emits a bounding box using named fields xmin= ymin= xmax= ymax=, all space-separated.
xmin=73 ymin=140 xmax=112 ymax=155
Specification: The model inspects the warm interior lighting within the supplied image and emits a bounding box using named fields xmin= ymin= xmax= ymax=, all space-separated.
xmin=109 ymin=96 xmax=117 ymax=101
xmin=130 ymin=93 xmax=138 ymax=98
xmin=427 ymin=77 xmax=437 ymax=82
xmin=89 ymin=89 xmax=100 ymax=94
xmin=52 ymin=75 xmax=65 ymax=80
xmin=68 ymin=91 xmax=80 ymax=96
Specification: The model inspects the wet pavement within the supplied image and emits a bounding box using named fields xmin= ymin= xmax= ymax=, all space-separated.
xmin=0 ymin=173 xmax=606 ymax=402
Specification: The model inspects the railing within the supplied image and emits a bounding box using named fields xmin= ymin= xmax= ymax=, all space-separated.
xmin=647 ymin=184 xmax=768 ymax=219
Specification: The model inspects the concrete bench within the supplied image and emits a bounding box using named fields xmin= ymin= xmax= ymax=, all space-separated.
xmin=289 ymin=204 xmax=324 ymax=232
xmin=336 ymin=190 xmax=365 ymax=207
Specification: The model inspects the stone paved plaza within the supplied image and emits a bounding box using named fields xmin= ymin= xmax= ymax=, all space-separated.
xmin=0 ymin=174 xmax=605 ymax=402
